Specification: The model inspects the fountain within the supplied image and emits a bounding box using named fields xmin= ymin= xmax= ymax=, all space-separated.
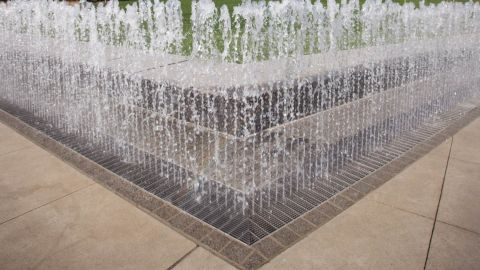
xmin=1 ymin=0 xmax=480 ymax=247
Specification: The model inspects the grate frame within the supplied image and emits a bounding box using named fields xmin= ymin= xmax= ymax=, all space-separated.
xmin=1 ymin=99 xmax=479 ymax=270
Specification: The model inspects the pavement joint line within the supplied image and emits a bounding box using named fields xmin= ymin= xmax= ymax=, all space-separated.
xmin=436 ymin=220 xmax=480 ymax=237
xmin=363 ymin=142 xmax=453 ymax=222
xmin=0 ymin=101 xmax=477 ymax=269
xmin=0 ymin=182 xmax=96 ymax=227
xmin=423 ymin=137 xmax=453 ymax=270
xmin=0 ymin=145 xmax=34 ymax=158
xmin=0 ymin=120 xmax=99 ymax=189
xmin=367 ymin=198 xmax=434 ymax=221
xmin=166 ymin=245 xmax=199 ymax=270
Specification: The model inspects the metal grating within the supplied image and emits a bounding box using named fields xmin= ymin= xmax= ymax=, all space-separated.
xmin=0 ymin=99 xmax=474 ymax=245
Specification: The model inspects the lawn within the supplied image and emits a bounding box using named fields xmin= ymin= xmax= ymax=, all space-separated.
xmin=117 ymin=0 xmax=477 ymax=11
xmin=86 ymin=0 xmax=480 ymax=62
xmin=112 ymin=0 xmax=243 ymax=57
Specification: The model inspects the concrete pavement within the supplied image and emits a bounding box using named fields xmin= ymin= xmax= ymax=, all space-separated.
xmin=0 ymin=118 xmax=479 ymax=270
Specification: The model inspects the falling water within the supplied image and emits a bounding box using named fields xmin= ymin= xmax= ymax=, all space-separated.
xmin=1 ymin=0 xmax=480 ymax=242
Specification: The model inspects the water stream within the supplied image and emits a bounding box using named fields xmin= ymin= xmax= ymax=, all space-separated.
xmin=1 ymin=1 xmax=479 ymax=241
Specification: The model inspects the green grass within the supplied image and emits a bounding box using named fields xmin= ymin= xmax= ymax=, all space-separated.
xmin=111 ymin=0 xmax=242 ymax=55
xmin=117 ymin=0 xmax=479 ymax=10
xmin=117 ymin=0 xmax=242 ymax=13
xmin=96 ymin=0 xmax=479 ymax=62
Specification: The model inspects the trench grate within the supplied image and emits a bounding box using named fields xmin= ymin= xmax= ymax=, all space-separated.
xmin=0 ymin=99 xmax=475 ymax=245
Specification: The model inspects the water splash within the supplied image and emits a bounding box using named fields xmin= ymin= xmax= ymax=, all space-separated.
xmin=1 ymin=0 xmax=479 ymax=217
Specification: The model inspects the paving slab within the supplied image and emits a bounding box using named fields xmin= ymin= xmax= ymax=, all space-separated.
xmin=450 ymin=118 xmax=480 ymax=163
xmin=425 ymin=222 xmax=480 ymax=270
xmin=0 ymin=122 xmax=34 ymax=155
xmin=454 ymin=117 xmax=480 ymax=138
xmin=259 ymin=199 xmax=433 ymax=270
xmin=0 ymin=66 xmax=479 ymax=270
xmin=437 ymin=158 xmax=480 ymax=234
xmin=366 ymin=139 xmax=451 ymax=218
xmin=0 ymin=184 xmax=196 ymax=270
xmin=0 ymin=146 xmax=92 ymax=224
xmin=426 ymin=137 xmax=453 ymax=158
xmin=172 ymin=247 xmax=237 ymax=270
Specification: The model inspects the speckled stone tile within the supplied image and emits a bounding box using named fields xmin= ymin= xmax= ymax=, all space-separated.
xmin=221 ymin=241 xmax=252 ymax=266
xmin=242 ymin=252 xmax=267 ymax=270
xmin=316 ymin=202 xmax=342 ymax=218
xmin=287 ymin=218 xmax=315 ymax=236
xmin=2 ymin=92 xmax=479 ymax=270
xmin=202 ymin=231 xmax=231 ymax=252
xmin=153 ymin=204 xmax=180 ymax=220
xmin=169 ymin=212 xmax=196 ymax=231
xmin=362 ymin=174 xmax=388 ymax=188
xmin=341 ymin=187 xmax=365 ymax=202
xmin=330 ymin=195 xmax=354 ymax=210
xmin=185 ymin=220 xmax=213 ymax=241
xmin=351 ymin=181 xmax=375 ymax=195
xmin=272 ymin=227 xmax=299 ymax=246
xmin=253 ymin=237 xmax=284 ymax=260
xmin=131 ymin=192 xmax=164 ymax=211
xmin=304 ymin=207 xmax=332 ymax=226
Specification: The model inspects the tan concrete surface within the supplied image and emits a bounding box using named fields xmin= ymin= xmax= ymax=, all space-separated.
xmin=425 ymin=222 xmax=480 ymax=270
xmin=1 ymin=114 xmax=479 ymax=270
xmin=450 ymin=118 xmax=480 ymax=163
xmin=260 ymin=199 xmax=433 ymax=270
xmin=172 ymin=247 xmax=237 ymax=270
xmin=0 ymin=147 xmax=93 ymax=224
xmin=0 ymin=123 xmax=34 ymax=155
xmin=427 ymin=137 xmax=453 ymax=157
xmin=367 ymin=139 xmax=450 ymax=218
xmin=257 ymin=119 xmax=480 ymax=270
xmin=0 ymin=184 xmax=196 ymax=270
xmin=0 ymin=122 xmax=196 ymax=270
xmin=437 ymin=158 xmax=480 ymax=234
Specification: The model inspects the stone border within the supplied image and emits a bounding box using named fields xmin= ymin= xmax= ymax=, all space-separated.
xmin=1 ymin=106 xmax=479 ymax=270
